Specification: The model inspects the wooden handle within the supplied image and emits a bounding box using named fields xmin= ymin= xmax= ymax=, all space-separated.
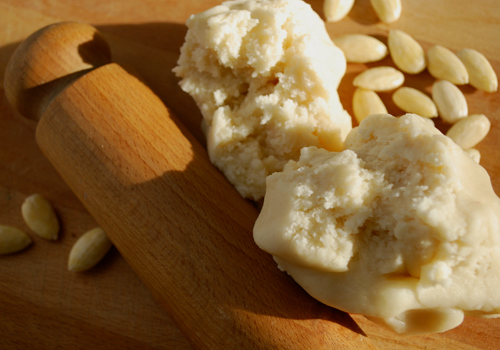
xmin=4 ymin=22 xmax=111 ymax=121
xmin=4 ymin=22 xmax=376 ymax=349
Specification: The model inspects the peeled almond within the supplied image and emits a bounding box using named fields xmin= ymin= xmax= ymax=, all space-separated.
xmin=457 ymin=48 xmax=498 ymax=92
xmin=427 ymin=45 xmax=469 ymax=85
xmin=0 ymin=225 xmax=32 ymax=255
xmin=419 ymin=116 xmax=435 ymax=128
xmin=388 ymin=30 xmax=426 ymax=74
xmin=68 ymin=227 xmax=113 ymax=272
xmin=353 ymin=66 xmax=405 ymax=91
xmin=392 ymin=87 xmax=438 ymax=118
xmin=370 ymin=0 xmax=402 ymax=24
xmin=324 ymin=0 xmax=355 ymax=22
xmin=465 ymin=148 xmax=481 ymax=163
xmin=432 ymin=80 xmax=468 ymax=123
xmin=333 ymin=34 xmax=388 ymax=63
xmin=446 ymin=114 xmax=491 ymax=149
xmin=21 ymin=194 xmax=59 ymax=240
xmin=352 ymin=88 xmax=388 ymax=123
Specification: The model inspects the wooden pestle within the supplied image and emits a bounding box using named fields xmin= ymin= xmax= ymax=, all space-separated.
xmin=4 ymin=22 xmax=376 ymax=349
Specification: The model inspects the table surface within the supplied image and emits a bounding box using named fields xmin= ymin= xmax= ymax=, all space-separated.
xmin=1 ymin=0 xmax=500 ymax=349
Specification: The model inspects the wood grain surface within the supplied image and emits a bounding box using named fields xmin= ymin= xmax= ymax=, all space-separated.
xmin=1 ymin=0 xmax=499 ymax=349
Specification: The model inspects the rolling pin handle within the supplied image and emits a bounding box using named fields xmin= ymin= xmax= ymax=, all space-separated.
xmin=4 ymin=22 xmax=111 ymax=121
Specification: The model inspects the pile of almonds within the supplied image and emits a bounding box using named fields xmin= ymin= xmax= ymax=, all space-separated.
xmin=325 ymin=0 xmax=402 ymax=24
xmin=325 ymin=0 xmax=497 ymax=164
xmin=0 ymin=193 xmax=112 ymax=272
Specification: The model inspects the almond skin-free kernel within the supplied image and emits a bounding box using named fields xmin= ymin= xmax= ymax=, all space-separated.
xmin=457 ymin=48 xmax=498 ymax=92
xmin=0 ymin=225 xmax=32 ymax=255
xmin=352 ymin=88 xmax=388 ymax=123
xmin=388 ymin=30 xmax=426 ymax=74
xmin=446 ymin=114 xmax=491 ymax=149
xmin=370 ymin=0 xmax=402 ymax=24
xmin=333 ymin=34 xmax=387 ymax=63
xmin=432 ymin=80 xmax=468 ymax=123
xmin=324 ymin=0 xmax=355 ymax=22
xmin=68 ymin=227 xmax=113 ymax=272
xmin=21 ymin=194 xmax=59 ymax=240
xmin=353 ymin=66 xmax=405 ymax=92
xmin=427 ymin=45 xmax=469 ymax=85
xmin=392 ymin=87 xmax=438 ymax=118
xmin=465 ymin=148 xmax=481 ymax=163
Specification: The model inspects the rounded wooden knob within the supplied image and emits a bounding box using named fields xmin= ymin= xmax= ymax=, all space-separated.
xmin=4 ymin=21 xmax=111 ymax=120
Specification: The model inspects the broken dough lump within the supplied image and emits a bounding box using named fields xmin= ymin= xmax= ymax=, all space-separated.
xmin=254 ymin=113 xmax=500 ymax=334
xmin=174 ymin=0 xmax=351 ymax=201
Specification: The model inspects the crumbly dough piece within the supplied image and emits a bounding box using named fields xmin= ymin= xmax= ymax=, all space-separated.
xmin=173 ymin=0 xmax=351 ymax=201
xmin=254 ymin=113 xmax=500 ymax=334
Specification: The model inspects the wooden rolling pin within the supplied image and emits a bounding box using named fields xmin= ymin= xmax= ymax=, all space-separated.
xmin=4 ymin=22 xmax=376 ymax=349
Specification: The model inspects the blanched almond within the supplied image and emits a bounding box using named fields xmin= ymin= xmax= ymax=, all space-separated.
xmin=68 ymin=227 xmax=113 ymax=272
xmin=21 ymin=194 xmax=59 ymax=240
xmin=352 ymin=88 xmax=387 ymax=123
xmin=0 ymin=225 xmax=32 ymax=255
xmin=465 ymin=148 xmax=481 ymax=163
xmin=432 ymin=80 xmax=468 ymax=123
xmin=457 ymin=48 xmax=498 ymax=92
xmin=427 ymin=45 xmax=469 ymax=85
xmin=392 ymin=87 xmax=438 ymax=118
xmin=353 ymin=66 xmax=404 ymax=91
xmin=333 ymin=34 xmax=388 ymax=63
xmin=419 ymin=115 xmax=435 ymax=128
xmin=446 ymin=114 xmax=490 ymax=149
xmin=388 ymin=30 xmax=425 ymax=74
xmin=324 ymin=0 xmax=355 ymax=22
xmin=370 ymin=0 xmax=402 ymax=24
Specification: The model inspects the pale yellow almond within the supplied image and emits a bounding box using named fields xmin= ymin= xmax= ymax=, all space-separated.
xmin=324 ymin=0 xmax=355 ymax=22
xmin=457 ymin=48 xmax=498 ymax=92
xmin=432 ymin=80 xmax=468 ymax=123
xmin=0 ymin=225 xmax=32 ymax=255
xmin=465 ymin=148 xmax=481 ymax=163
xmin=333 ymin=34 xmax=387 ymax=63
xmin=427 ymin=45 xmax=469 ymax=85
xmin=352 ymin=88 xmax=388 ymax=123
xmin=446 ymin=114 xmax=490 ymax=149
xmin=419 ymin=115 xmax=435 ymax=128
xmin=388 ymin=30 xmax=426 ymax=74
xmin=68 ymin=227 xmax=113 ymax=272
xmin=353 ymin=66 xmax=404 ymax=91
xmin=21 ymin=194 xmax=59 ymax=240
xmin=370 ymin=0 xmax=402 ymax=24
xmin=392 ymin=87 xmax=438 ymax=118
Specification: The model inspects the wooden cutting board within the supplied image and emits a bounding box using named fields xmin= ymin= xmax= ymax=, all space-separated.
xmin=1 ymin=0 xmax=499 ymax=349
